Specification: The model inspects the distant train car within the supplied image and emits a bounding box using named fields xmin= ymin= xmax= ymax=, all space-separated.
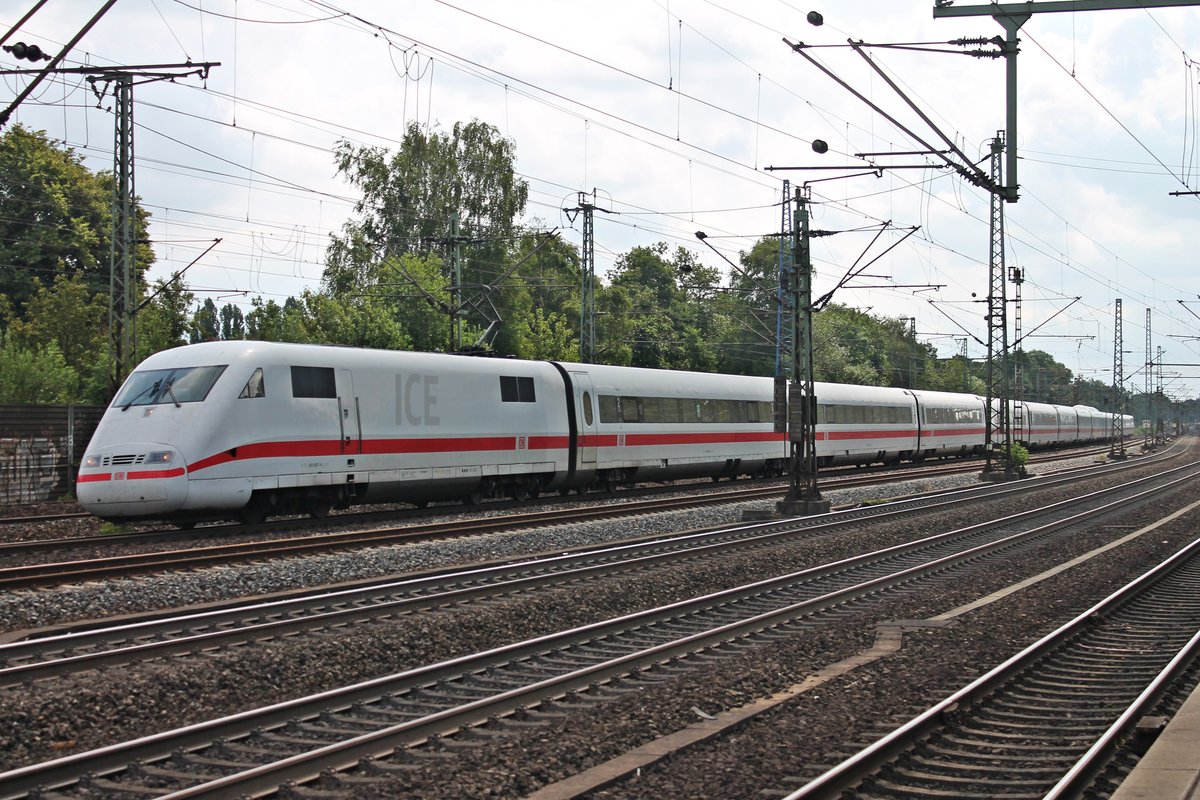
xmin=561 ymin=361 xmax=785 ymax=488
xmin=910 ymin=389 xmax=986 ymax=460
xmin=1073 ymin=405 xmax=1106 ymax=442
xmin=1017 ymin=400 xmax=1062 ymax=448
xmin=813 ymin=383 xmax=918 ymax=466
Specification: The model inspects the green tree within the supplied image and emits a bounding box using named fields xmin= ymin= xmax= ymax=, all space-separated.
xmin=0 ymin=124 xmax=153 ymax=316
xmin=0 ymin=335 xmax=79 ymax=403
xmin=717 ymin=236 xmax=786 ymax=377
xmin=136 ymin=278 xmax=195 ymax=358
xmin=219 ymin=303 xmax=246 ymax=341
xmin=301 ymin=290 xmax=410 ymax=350
xmin=325 ymin=119 xmax=528 ymax=296
xmin=603 ymin=243 xmax=715 ymax=370
xmin=515 ymin=228 xmax=581 ymax=324
xmin=246 ymin=296 xmax=312 ymax=343
xmin=521 ymin=307 xmax=579 ymax=361
xmin=812 ymin=304 xmax=890 ymax=385
xmin=189 ymin=298 xmax=220 ymax=343
xmin=1017 ymin=349 xmax=1075 ymax=404
xmin=5 ymin=274 xmax=105 ymax=378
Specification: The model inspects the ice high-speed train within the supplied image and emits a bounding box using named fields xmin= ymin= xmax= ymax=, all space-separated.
xmin=76 ymin=341 xmax=1133 ymax=523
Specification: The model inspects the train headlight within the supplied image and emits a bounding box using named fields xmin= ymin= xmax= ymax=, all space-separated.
xmin=146 ymin=450 xmax=174 ymax=465
xmin=83 ymin=454 xmax=101 ymax=468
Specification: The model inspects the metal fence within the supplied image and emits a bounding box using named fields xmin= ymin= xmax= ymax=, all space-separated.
xmin=0 ymin=404 xmax=105 ymax=505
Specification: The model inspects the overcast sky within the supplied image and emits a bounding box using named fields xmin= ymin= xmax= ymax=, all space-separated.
xmin=5 ymin=0 xmax=1200 ymax=400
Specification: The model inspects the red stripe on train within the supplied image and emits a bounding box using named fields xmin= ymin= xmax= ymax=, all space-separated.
xmin=76 ymin=467 xmax=186 ymax=483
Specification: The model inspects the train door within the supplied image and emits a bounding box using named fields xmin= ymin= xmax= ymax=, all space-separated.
xmin=571 ymin=371 xmax=597 ymax=469
xmin=909 ymin=391 xmax=923 ymax=454
xmin=337 ymin=369 xmax=361 ymax=455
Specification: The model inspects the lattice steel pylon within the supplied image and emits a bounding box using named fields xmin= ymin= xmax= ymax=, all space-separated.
xmin=564 ymin=191 xmax=598 ymax=363
xmin=108 ymin=74 xmax=135 ymax=394
xmin=983 ymin=132 xmax=1013 ymax=477
xmin=580 ymin=196 xmax=595 ymax=363
xmin=1111 ymin=298 xmax=1126 ymax=458
xmin=776 ymin=179 xmax=793 ymax=378
xmin=777 ymin=185 xmax=830 ymax=517
xmin=1145 ymin=307 xmax=1153 ymax=450
xmin=1156 ymin=344 xmax=1164 ymax=445
xmin=1010 ymin=265 xmax=1024 ymax=441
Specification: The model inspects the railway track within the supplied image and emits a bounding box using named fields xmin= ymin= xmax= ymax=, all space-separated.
xmin=0 ymin=447 xmax=1121 ymax=592
xmin=1 ymin=449 xmax=1175 ymax=685
xmin=782 ymin=534 xmax=1200 ymax=800
xmin=1 ymin=450 xmax=1195 ymax=799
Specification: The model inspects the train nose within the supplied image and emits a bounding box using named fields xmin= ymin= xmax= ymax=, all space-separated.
xmin=76 ymin=443 xmax=189 ymax=519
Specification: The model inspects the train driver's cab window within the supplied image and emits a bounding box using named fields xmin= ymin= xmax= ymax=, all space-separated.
xmin=238 ymin=368 xmax=266 ymax=399
xmin=115 ymin=365 xmax=227 ymax=409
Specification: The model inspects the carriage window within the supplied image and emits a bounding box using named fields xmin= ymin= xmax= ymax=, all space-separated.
xmin=582 ymin=391 xmax=594 ymax=426
xmin=500 ymin=375 xmax=536 ymax=403
xmin=239 ymin=368 xmax=265 ymax=399
xmin=621 ymin=396 xmax=641 ymax=423
xmin=642 ymin=397 xmax=664 ymax=423
xmin=599 ymin=395 xmax=620 ymax=423
xmin=291 ymin=366 xmax=336 ymax=398
xmin=956 ymin=407 xmax=982 ymax=424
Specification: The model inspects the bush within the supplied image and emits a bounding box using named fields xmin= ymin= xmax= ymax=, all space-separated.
xmin=1008 ymin=442 xmax=1030 ymax=471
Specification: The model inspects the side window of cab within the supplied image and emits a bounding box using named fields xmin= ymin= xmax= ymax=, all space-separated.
xmin=239 ymin=367 xmax=266 ymax=399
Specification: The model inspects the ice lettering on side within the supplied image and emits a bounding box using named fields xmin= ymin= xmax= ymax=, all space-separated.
xmin=395 ymin=374 xmax=441 ymax=426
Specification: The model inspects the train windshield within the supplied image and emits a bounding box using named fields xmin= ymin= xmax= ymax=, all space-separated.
xmin=115 ymin=365 xmax=228 ymax=410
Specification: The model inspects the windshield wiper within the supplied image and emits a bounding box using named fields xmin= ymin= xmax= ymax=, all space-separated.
xmin=164 ymin=379 xmax=182 ymax=408
xmin=121 ymin=380 xmax=161 ymax=412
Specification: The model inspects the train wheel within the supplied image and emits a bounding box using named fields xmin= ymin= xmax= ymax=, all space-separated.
xmin=306 ymin=499 xmax=330 ymax=520
xmin=463 ymin=488 xmax=482 ymax=506
xmin=240 ymin=501 xmax=267 ymax=526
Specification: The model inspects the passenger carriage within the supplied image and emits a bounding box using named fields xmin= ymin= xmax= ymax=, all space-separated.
xmin=1016 ymin=401 xmax=1062 ymax=448
xmin=813 ymin=383 xmax=918 ymax=466
xmin=909 ymin=389 xmax=986 ymax=459
xmin=560 ymin=362 xmax=786 ymax=488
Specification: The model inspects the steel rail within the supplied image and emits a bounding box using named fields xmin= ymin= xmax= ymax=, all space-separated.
xmin=781 ymin=536 xmax=1200 ymax=800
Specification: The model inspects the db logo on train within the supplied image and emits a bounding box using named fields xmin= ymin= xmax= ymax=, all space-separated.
xmin=114 ymin=472 xmax=126 ymax=481
xmin=518 ymin=436 xmax=527 ymax=450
